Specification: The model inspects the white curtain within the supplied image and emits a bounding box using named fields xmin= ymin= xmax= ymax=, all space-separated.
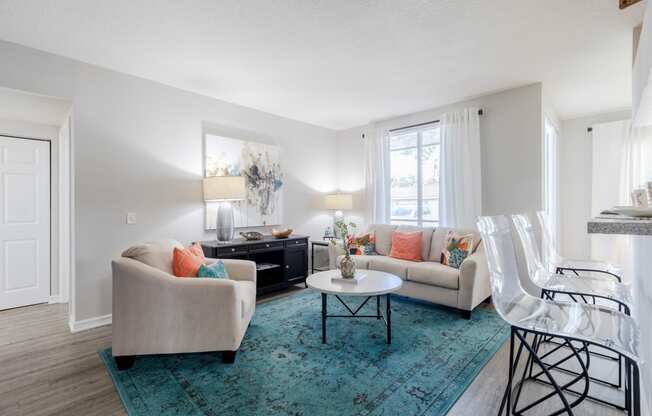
xmin=364 ymin=128 xmax=390 ymax=224
xmin=619 ymin=122 xmax=652 ymax=203
xmin=544 ymin=119 xmax=560 ymax=253
xmin=591 ymin=120 xmax=628 ymax=265
xmin=590 ymin=120 xmax=652 ymax=269
xmin=439 ymin=108 xmax=482 ymax=228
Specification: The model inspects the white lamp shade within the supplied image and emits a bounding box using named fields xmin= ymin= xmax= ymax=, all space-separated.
xmin=325 ymin=193 xmax=353 ymax=210
xmin=203 ymin=176 xmax=246 ymax=201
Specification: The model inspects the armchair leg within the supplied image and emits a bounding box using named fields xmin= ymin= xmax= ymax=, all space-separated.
xmin=114 ymin=355 xmax=135 ymax=371
xmin=222 ymin=350 xmax=238 ymax=364
xmin=461 ymin=310 xmax=472 ymax=320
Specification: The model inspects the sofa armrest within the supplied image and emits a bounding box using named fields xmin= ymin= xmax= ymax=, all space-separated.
xmin=112 ymin=258 xmax=246 ymax=356
xmin=205 ymin=258 xmax=256 ymax=284
xmin=328 ymin=242 xmax=346 ymax=269
xmin=457 ymin=243 xmax=492 ymax=311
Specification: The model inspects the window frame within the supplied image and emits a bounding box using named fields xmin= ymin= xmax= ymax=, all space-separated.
xmin=388 ymin=122 xmax=440 ymax=227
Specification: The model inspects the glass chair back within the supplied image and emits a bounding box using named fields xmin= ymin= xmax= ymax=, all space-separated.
xmin=512 ymin=213 xmax=548 ymax=281
xmin=476 ymin=216 xmax=533 ymax=323
xmin=536 ymin=210 xmax=563 ymax=269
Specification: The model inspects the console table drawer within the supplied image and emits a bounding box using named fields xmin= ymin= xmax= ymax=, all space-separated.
xmin=250 ymin=241 xmax=284 ymax=251
xmin=286 ymin=238 xmax=308 ymax=247
xmin=217 ymin=246 xmax=249 ymax=256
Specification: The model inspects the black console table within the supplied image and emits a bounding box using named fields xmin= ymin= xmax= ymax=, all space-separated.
xmin=199 ymin=235 xmax=308 ymax=296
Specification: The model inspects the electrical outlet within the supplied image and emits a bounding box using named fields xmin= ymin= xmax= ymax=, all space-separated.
xmin=126 ymin=212 xmax=137 ymax=225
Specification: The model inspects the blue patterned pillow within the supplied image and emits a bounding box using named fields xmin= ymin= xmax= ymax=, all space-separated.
xmin=197 ymin=260 xmax=229 ymax=278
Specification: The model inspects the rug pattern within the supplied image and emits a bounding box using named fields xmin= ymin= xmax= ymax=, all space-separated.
xmin=100 ymin=290 xmax=509 ymax=416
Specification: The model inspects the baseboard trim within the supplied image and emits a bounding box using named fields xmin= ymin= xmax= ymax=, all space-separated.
xmin=48 ymin=295 xmax=68 ymax=304
xmin=69 ymin=314 xmax=112 ymax=333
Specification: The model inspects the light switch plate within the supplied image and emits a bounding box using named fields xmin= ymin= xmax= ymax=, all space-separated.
xmin=126 ymin=212 xmax=137 ymax=225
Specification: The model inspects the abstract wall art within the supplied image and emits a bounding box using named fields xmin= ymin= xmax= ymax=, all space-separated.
xmin=204 ymin=134 xmax=284 ymax=228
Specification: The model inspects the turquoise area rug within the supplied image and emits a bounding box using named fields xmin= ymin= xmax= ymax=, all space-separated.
xmin=100 ymin=290 xmax=509 ymax=416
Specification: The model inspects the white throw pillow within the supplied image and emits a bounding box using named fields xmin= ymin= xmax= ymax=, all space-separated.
xmin=121 ymin=239 xmax=183 ymax=274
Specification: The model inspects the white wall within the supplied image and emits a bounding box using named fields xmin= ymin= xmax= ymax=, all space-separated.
xmin=0 ymin=40 xmax=338 ymax=324
xmin=336 ymin=83 xmax=544 ymax=224
xmin=335 ymin=84 xmax=544 ymax=295
xmin=334 ymin=125 xmax=369 ymax=231
xmin=559 ymin=110 xmax=631 ymax=260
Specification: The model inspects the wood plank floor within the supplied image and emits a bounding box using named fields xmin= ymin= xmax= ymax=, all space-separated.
xmin=0 ymin=288 xmax=620 ymax=415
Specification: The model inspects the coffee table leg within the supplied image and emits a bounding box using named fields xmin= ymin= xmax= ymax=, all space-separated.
xmin=376 ymin=295 xmax=381 ymax=319
xmin=322 ymin=293 xmax=327 ymax=344
xmin=386 ymin=294 xmax=391 ymax=344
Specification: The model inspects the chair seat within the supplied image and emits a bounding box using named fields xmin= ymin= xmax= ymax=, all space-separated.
xmin=534 ymin=271 xmax=633 ymax=309
xmin=506 ymin=294 xmax=641 ymax=363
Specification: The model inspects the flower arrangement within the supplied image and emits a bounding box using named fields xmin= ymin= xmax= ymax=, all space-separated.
xmin=331 ymin=219 xmax=358 ymax=278
xmin=330 ymin=219 xmax=357 ymax=252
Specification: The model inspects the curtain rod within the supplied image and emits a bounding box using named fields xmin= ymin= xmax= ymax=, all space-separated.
xmin=388 ymin=109 xmax=483 ymax=133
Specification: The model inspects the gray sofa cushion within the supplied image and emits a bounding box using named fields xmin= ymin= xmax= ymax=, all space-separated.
xmin=121 ymin=239 xmax=183 ymax=274
xmin=367 ymin=256 xmax=416 ymax=280
xmin=407 ymin=262 xmax=460 ymax=290
xmin=368 ymin=224 xmax=397 ymax=255
xmin=397 ymin=225 xmax=434 ymax=261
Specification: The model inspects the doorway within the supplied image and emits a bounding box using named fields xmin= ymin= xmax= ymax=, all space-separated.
xmin=0 ymin=136 xmax=51 ymax=309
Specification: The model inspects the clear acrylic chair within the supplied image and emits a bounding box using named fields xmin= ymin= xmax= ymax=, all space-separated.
xmin=537 ymin=211 xmax=623 ymax=282
xmin=513 ymin=213 xmax=632 ymax=315
xmin=513 ymin=213 xmax=634 ymax=409
xmin=477 ymin=215 xmax=642 ymax=416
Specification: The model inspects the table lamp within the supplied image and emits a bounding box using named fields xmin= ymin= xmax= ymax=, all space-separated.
xmin=325 ymin=193 xmax=353 ymax=235
xmin=203 ymin=176 xmax=246 ymax=242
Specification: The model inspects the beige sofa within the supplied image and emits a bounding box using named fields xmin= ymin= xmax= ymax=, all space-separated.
xmin=329 ymin=224 xmax=490 ymax=318
xmin=111 ymin=239 xmax=256 ymax=369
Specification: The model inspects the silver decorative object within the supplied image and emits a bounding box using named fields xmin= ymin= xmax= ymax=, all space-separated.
xmin=240 ymin=231 xmax=263 ymax=241
xmin=216 ymin=202 xmax=235 ymax=242
xmin=339 ymin=253 xmax=356 ymax=279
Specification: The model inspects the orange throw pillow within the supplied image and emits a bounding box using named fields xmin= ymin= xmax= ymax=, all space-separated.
xmin=172 ymin=246 xmax=204 ymax=277
xmin=188 ymin=243 xmax=205 ymax=261
xmin=389 ymin=231 xmax=423 ymax=262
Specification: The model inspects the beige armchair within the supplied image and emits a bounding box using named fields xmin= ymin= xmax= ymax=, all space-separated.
xmin=111 ymin=241 xmax=256 ymax=370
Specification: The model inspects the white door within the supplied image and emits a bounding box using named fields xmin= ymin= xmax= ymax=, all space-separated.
xmin=0 ymin=137 xmax=50 ymax=310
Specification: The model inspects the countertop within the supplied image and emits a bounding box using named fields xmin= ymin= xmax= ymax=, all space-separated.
xmin=587 ymin=216 xmax=652 ymax=236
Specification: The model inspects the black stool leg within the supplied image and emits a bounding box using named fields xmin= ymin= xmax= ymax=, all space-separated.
xmin=633 ymin=361 xmax=641 ymax=416
xmin=386 ymin=294 xmax=391 ymax=344
xmin=321 ymin=293 xmax=327 ymax=344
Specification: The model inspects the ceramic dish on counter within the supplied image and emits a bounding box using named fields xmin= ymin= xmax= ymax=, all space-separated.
xmin=612 ymin=206 xmax=652 ymax=217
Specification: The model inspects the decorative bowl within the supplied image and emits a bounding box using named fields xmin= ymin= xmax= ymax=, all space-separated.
xmin=271 ymin=228 xmax=293 ymax=239
xmin=239 ymin=231 xmax=264 ymax=241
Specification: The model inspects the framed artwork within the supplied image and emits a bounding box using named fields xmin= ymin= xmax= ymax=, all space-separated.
xmin=204 ymin=134 xmax=284 ymax=228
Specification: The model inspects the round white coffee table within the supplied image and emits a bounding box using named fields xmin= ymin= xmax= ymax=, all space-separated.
xmin=306 ymin=269 xmax=402 ymax=344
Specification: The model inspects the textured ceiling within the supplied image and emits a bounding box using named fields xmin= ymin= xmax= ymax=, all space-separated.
xmin=0 ymin=0 xmax=645 ymax=129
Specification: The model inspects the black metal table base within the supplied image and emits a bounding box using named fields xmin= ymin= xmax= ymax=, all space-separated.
xmin=321 ymin=293 xmax=392 ymax=344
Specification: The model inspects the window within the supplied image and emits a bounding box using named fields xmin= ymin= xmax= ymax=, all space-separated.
xmin=389 ymin=123 xmax=440 ymax=226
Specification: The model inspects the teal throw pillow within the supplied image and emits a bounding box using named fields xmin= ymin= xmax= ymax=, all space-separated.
xmin=197 ymin=260 xmax=229 ymax=279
